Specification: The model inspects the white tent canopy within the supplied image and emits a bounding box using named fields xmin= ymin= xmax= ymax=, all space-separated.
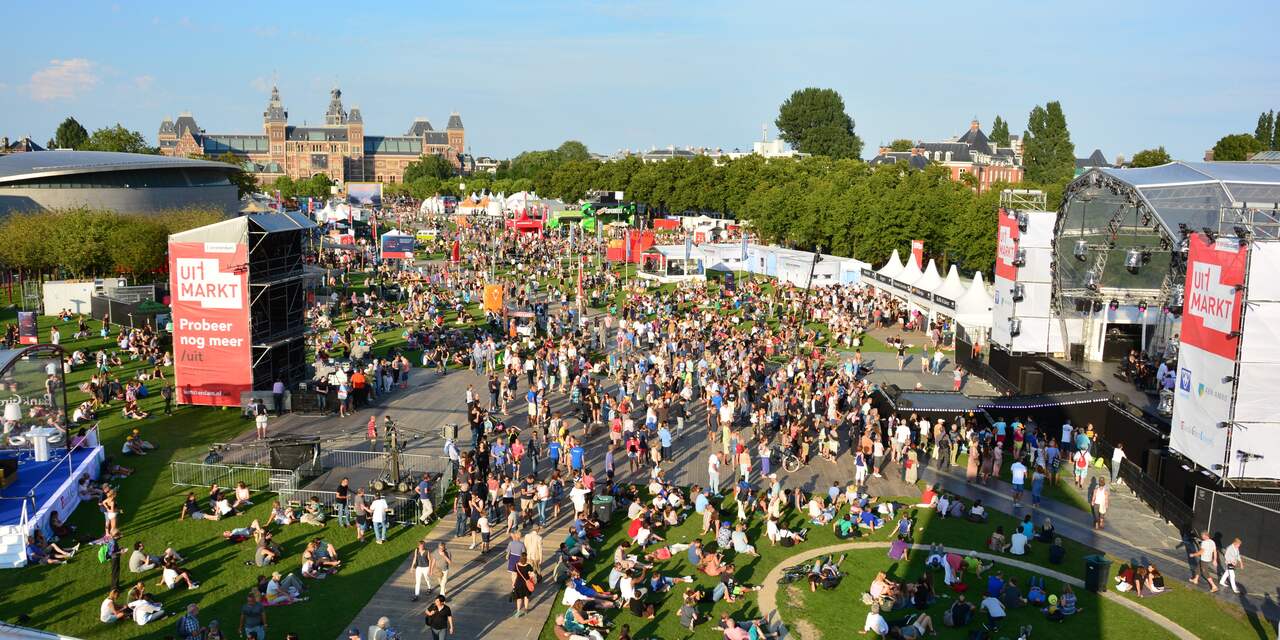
xmin=955 ymin=271 xmax=994 ymax=328
xmin=877 ymin=250 xmax=905 ymax=280
xmin=896 ymin=251 xmax=924 ymax=287
xmin=934 ymin=265 xmax=966 ymax=302
xmin=915 ymin=259 xmax=942 ymax=294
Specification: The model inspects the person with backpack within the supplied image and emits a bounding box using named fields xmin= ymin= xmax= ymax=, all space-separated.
xmin=944 ymin=594 xmax=974 ymax=627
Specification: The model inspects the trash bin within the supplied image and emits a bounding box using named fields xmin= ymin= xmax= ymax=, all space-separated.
xmin=593 ymin=495 xmax=615 ymax=523
xmin=1084 ymin=554 xmax=1112 ymax=592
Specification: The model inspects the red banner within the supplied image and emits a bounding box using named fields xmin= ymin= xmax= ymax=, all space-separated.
xmin=1183 ymin=233 xmax=1248 ymax=360
xmin=911 ymin=239 xmax=924 ymax=269
xmin=995 ymin=208 xmax=1020 ymax=281
xmin=169 ymin=241 xmax=252 ymax=407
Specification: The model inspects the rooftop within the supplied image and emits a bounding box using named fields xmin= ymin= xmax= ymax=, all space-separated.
xmin=0 ymin=150 xmax=237 ymax=184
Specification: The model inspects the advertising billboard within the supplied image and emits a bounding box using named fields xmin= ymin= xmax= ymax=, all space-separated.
xmin=380 ymin=233 xmax=415 ymax=260
xmin=17 ymin=311 xmax=37 ymax=345
xmin=1170 ymin=233 xmax=1248 ymax=477
xmin=169 ymin=241 xmax=252 ymax=407
xmin=347 ymin=182 xmax=383 ymax=207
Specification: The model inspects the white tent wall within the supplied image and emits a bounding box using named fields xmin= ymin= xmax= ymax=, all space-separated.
xmin=990 ymin=209 xmax=1067 ymax=354
xmin=1227 ymin=240 xmax=1280 ymax=479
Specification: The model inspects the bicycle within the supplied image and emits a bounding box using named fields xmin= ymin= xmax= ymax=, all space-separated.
xmin=781 ymin=453 xmax=803 ymax=473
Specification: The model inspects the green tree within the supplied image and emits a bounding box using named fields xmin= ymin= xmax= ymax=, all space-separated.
xmin=889 ymin=139 xmax=914 ymax=152
xmin=1256 ymin=111 xmax=1275 ymax=150
xmin=52 ymin=209 xmax=116 ymax=277
xmin=775 ymin=88 xmax=863 ymax=159
xmin=1022 ymin=101 xmax=1076 ymax=185
xmin=155 ymin=208 xmax=227 ymax=235
xmin=53 ymin=117 xmax=89 ymax=150
xmin=0 ymin=212 xmax=59 ymax=274
xmin=556 ymin=140 xmax=590 ymax=162
xmin=403 ymin=154 xmax=454 ymax=182
xmin=211 ymin=152 xmax=259 ymax=198
xmin=990 ymin=116 xmax=1010 ymax=146
xmin=83 ymin=124 xmax=157 ymax=154
xmin=1212 ymin=133 xmax=1264 ymax=161
xmin=107 ymin=217 xmax=168 ymax=275
xmin=1129 ymin=146 xmax=1172 ymax=168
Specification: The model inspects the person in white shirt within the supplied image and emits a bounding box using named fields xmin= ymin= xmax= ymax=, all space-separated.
xmin=1009 ymin=460 xmax=1028 ymax=507
xmin=370 ymin=493 xmax=389 ymax=543
xmin=708 ymin=452 xmax=722 ymax=495
xmin=1009 ymin=531 xmax=1030 ymax=556
xmin=859 ymin=606 xmax=889 ymax=636
xmin=1189 ymin=531 xmax=1219 ymax=592
xmin=979 ymin=594 xmax=1006 ymax=623
xmin=100 ymin=589 xmax=128 ymax=623
xmin=569 ymin=483 xmax=591 ymax=514
xmin=1110 ymin=443 xmax=1126 ymax=484
xmin=129 ymin=597 xmax=165 ymax=626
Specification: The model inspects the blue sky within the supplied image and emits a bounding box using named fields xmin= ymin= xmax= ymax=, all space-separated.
xmin=2 ymin=1 xmax=1277 ymax=161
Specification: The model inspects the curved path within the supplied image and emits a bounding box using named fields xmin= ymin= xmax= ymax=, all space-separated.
xmin=756 ymin=541 xmax=1197 ymax=640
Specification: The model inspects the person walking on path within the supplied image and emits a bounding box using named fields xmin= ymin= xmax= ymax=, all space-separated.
xmin=1110 ymin=443 xmax=1126 ymax=484
xmin=424 ymin=594 xmax=454 ymax=640
xmin=430 ymin=542 xmax=453 ymax=597
xmin=371 ymin=493 xmax=389 ymax=544
xmin=506 ymin=531 xmax=526 ymax=588
xmin=1091 ymin=477 xmax=1109 ymax=529
xmin=411 ymin=540 xmax=431 ymax=602
xmin=1219 ymin=537 xmax=1243 ymax=594
xmin=511 ymin=554 xmax=537 ymax=617
xmin=1189 ymin=531 xmax=1220 ymax=593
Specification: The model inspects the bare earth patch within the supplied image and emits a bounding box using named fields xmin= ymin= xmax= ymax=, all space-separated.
xmin=792 ymin=618 xmax=822 ymax=640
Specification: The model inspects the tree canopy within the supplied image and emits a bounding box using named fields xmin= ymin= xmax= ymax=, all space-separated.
xmin=53 ymin=117 xmax=89 ymax=150
xmin=1256 ymin=110 xmax=1276 ymax=151
xmin=556 ymin=140 xmax=590 ymax=162
xmin=1212 ymin=133 xmax=1264 ymax=161
xmin=1129 ymin=146 xmax=1171 ymax=168
xmin=1022 ymin=101 xmax=1075 ymax=185
xmin=83 ymin=124 xmax=156 ymax=154
xmin=889 ymin=139 xmax=914 ymax=152
xmin=403 ymin=154 xmax=455 ymax=182
xmin=271 ymin=174 xmax=334 ymax=200
xmin=990 ymin=116 xmax=1011 ymax=146
xmin=210 ymin=152 xmax=259 ymax=198
xmin=775 ymin=88 xmax=863 ymax=159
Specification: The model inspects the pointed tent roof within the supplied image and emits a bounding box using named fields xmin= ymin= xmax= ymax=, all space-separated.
xmin=935 ymin=264 xmax=966 ymax=301
xmin=896 ymin=251 xmax=924 ymax=286
xmin=955 ymin=271 xmax=994 ymax=328
xmin=877 ymin=250 xmax=905 ymax=279
xmin=914 ymin=259 xmax=942 ymax=293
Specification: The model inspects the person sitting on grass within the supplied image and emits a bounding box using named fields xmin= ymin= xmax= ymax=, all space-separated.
xmin=269 ymin=501 xmax=296 ymax=526
xmin=967 ymin=500 xmax=988 ymax=523
xmin=988 ymin=526 xmax=1010 ymax=553
xmin=122 ymin=400 xmax=149 ymax=420
xmin=561 ymin=601 xmax=607 ymax=640
xmin=916 ymin=484 xmax=939 ymax=508
xmin=1060 ymin=584 xmax=1081 ymax=615
xmin=833 ymin=512 xmax=858 ymax=539
xmin=711 ymin=563 xmax=762 ymax=603
xmin=715 ymin=613 xmax=777 ymax=640
xmin=563 ymin=568 xmax=618 ymax=610
xmin=127 ymin=591 xmax=166 ymax=626
xmin=767 ymin=517 xmax=808 ymax=546
xmin=730 ymin=523 xmax=758 ymax=556
xmin=964 ymin=550 xmax=993 ymax=579
xmin=264 ymin=570 xmax=309 ymax=605
xmin=299 ymin=496 xmax=326 ymax=526
xmin=855 ymin=506 xmax=884 ymax=532
xmin=1043 ymin=593 xmax=1066 ymax=621
xmin=232 ymin=482 xmax=254 ymax=510
xmin=128 ymin=541 xmax=160 ymax=573
xmin=222 ymin=520 xmax=264 ymax=543
xmin=1048 ymin=537 xmax=1066 ymax=565
xmin=1036 ymin=517 xmax=1057 ymax=543
xmin=99 ymin=588 xmax=129 ymax=623
xmin=25 ymin=534 xmax=75 ymax=564
xmin=944 ymin=594 xmax=974 ymax=627
xmin=698 ymin=549 xmax=727 ymax=576
xmin=181 ymin=491 xmax=218 ymax=521
xmin=255 ymin=537 xmax=281 ymax=567
xmin=128 ymin=428 xmax=154 ymax=450
xmin=1009 ymin=528 xmax=1031 ymax=556
xmin=808 ymin=557 xmax=842 ymax=592
xmin=890 ymin=611 xmax=936 ymax=638
xmin=157 ymin=556 xmax=200 ymax=590
xmin=677 ymin=588 xmax=708 ymax=630
xmin=1142 ymin=564 xmax=1166 ymax=596
xmin=999 ymin=577 xmax=1027 ymax=609
xmin=122 ymin=434 xmax=147 ymax=455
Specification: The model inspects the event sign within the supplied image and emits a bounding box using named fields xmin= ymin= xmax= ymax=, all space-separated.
xmin=168 ymin=241 xmax=252 ymax=407
xmin=483 ymin=284 xmax=504 ymax=313
xmin=17 ymin=312 xmax=37 ymax=345
xmin=1170 ymin=233 xmax=1247 ymax=477
xmin=994 ymin=209 xmax=1020 ymax=282
xmin=911 ymin=239 xmax=925 ymax=269
xmin=380 ymin=233 xmax=415 ymax=260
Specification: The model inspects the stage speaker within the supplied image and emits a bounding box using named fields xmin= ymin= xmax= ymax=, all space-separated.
xmin=268 ymin=438 xmax=320 ymax=470
xmin=1146 ymin=449 xmax=1164 ymax=481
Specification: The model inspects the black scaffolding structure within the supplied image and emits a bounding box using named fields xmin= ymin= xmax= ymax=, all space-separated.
xmin=245 ymin=213 xmax=315 ymax=390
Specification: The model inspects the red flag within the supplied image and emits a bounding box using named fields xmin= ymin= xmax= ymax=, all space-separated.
xmin=577 ymin=261 xmax=584 ymax=302
xmin=451 ymin=239 xmax=461 ymax=262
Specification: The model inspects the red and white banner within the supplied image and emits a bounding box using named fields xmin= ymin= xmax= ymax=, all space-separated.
xmin=1171 ymin=233 xmax=1247 ymax=476
xmin=169 ymin=241 xmax=252 ymax=407
xmin=994 ymin=208 xmax=1019 ymax=282
xmin=910 ymin=239 xmax=924 ymax=269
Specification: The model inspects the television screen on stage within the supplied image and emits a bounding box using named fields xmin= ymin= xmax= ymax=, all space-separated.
xmin=380 ymin=233 xmax=415 ymax=260
xmin=347 ymin=182 xmax=382 ymax=207
xmin=169 ymin=241 xmax=252 ymax=407
xmin=1170 ymin=233 xmax=1247 ymax=477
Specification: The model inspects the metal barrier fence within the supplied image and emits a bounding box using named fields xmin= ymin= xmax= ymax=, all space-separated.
xmin=282 ymin=490 xmax=430 ymax=527
xmin=1193 ymin=487 xmax=1280 ymax=569
xmin=1090 ymin=439 xmax=1194 ymax=530
xmin=170 ymin=461 xmax=300 ymax=494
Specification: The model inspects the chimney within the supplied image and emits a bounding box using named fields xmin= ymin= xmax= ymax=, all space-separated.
xmin=878 ymin=146 xmax=890 ymax=156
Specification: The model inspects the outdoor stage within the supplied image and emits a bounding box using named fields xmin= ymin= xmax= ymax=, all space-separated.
xmin=0 ymin=446 xmax=103 ymax=567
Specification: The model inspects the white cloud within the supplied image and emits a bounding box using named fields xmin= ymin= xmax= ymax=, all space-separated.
xmin=28 ymin=58 xmax=99 ymax=101
xmin=134 ymin=75 xmax=155 ymax=91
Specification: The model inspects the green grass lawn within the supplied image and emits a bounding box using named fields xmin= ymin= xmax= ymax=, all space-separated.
xmin=0 ymin=310 xmax=430 ymax=639
xmin=536 ymin=489 xmax=1267 ymax=640
xmin=780 ymin=548 xmax=1175 ymax=640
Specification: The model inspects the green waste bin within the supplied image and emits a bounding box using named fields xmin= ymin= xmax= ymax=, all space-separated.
xmin=1084 ymin=555 xmax=1112 ymax=592
xmin=593 ymin=495 xmax=615 ymax=523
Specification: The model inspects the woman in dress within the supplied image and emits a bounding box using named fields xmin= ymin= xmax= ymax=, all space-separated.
xmin=511 ymin=554 xmax=537 ymax=616
xmin=965 ymin=436 xmax=979 ymax=483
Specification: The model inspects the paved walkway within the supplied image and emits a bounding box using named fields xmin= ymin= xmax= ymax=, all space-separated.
xmin=756 ymin=541 xmax=1198 ymax=640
